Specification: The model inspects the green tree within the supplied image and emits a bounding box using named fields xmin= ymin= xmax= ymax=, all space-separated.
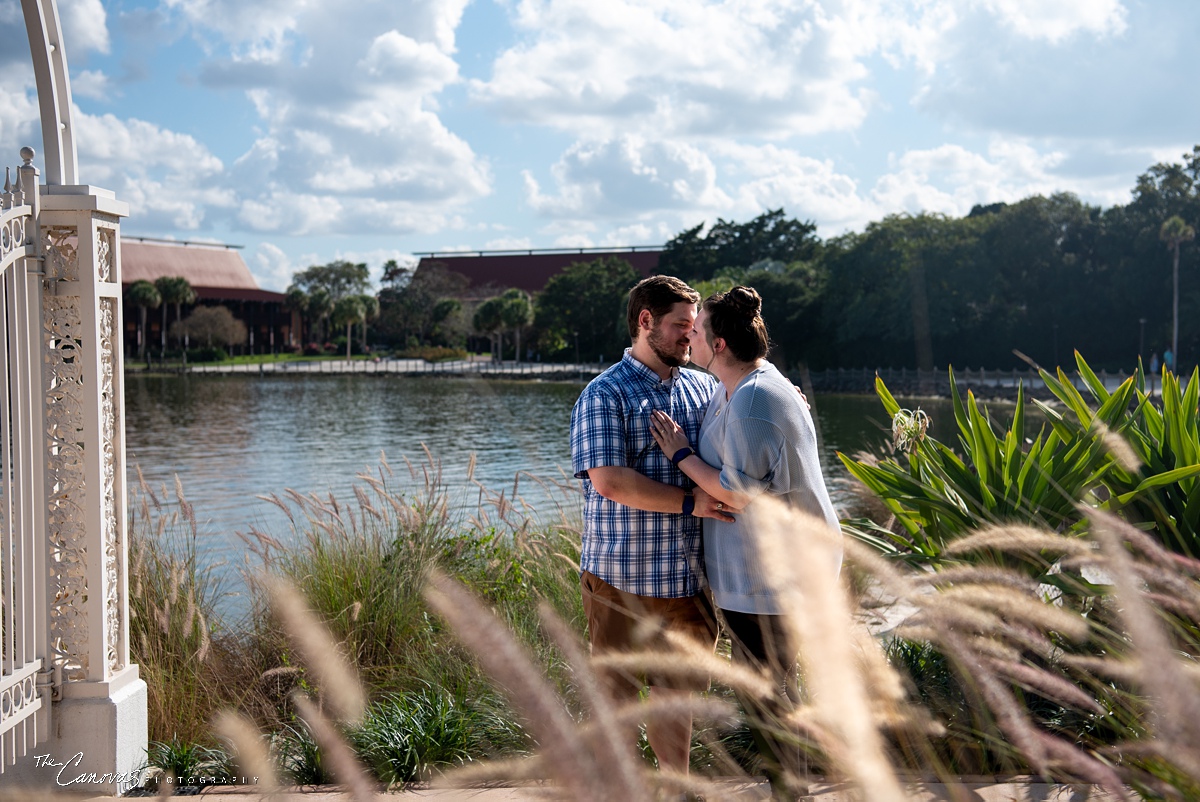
xmin=473 ymin=296 xmax=505 ymax=360
xmin=1162 ymin=215 xmax=1196 ymax=365
xmin=739 ymin=261 xmax=828 ymax=368
xmin=659 ymin=209 xmax=820 ymax=280
xmin=283 ymin=286 xmax=310 ymax=346
xmin=154 ymin=276 xmax=196 ymax=349
xmin=533 ymin=257 xmax=640 ymax=362
xmin=289 ymin=260 xmax=371 ymax=302
xmin=171 ymin=306 xmax=247 ymax=348
xmin=307 ymin=288 xmax=333 ymax=343
xmin=429 ymin=298 xmax=464 ymax=346
xmin=357 ymin=293 xmax=380 ymax=353
xmin=376 ymin=261 xmax=470 ymax=347
xmin=126 ymin=280 xmax=161 ymax=359
xmin=332 ymin=295 xmax=368 ymax=361
xmin=499 ymin=288 xmax=533 ymax=361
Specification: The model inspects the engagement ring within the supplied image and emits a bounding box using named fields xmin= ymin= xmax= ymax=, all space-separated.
xmin=716 ymin=502 xmax=723 ymax=510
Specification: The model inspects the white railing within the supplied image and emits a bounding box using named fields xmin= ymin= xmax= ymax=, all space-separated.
xmin=0 ymin=154 xmax=50 ymax=771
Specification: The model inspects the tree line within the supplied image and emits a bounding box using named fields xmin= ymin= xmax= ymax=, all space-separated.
xmin=286 ymin=147 xmax=1200 ymax=371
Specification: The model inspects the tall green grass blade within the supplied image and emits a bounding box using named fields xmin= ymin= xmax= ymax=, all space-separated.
xmin=1114 ymin=464 xmax=1200 ymax=504
xmin=876 ymin=375 xmax=901 ymax=417
xmin=1075 ymin=351 xmax=1110 ymax=403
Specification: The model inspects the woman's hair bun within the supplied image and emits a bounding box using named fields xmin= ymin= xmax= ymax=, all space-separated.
xmin=728 ymin=286 xmax=762 ymax=316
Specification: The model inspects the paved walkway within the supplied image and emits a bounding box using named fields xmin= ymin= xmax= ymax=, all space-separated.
xmin=186 ymin=358 xmax=601 ymax=380
xmin=38 ymin=778 xmax=1122 ymax=801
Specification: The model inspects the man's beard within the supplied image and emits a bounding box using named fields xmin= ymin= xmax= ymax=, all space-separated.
xmin=649 ymin=326 xmax=690 ymax=368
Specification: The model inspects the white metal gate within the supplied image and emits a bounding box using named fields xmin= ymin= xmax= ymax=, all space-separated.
xmin=0 ymin=156 xmax=50 ymax=770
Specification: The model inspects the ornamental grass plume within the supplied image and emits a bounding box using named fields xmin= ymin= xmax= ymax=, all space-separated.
xmin=838 ymin=532 xmax=1131 ymax=796
xmin=1089 ymin=509 xmax=1200 ymax=781
xmin=265 ymin=576 xmax=366 ymax=726
xmin=212 ymin=710 xmax=279 ymax=792
xmin=751 ymin=497 xmax=908 ymax=802
xmin=942 ymin=525 xmax=1095 ymax=560
xmin=291 ymin=694 xmax=377 ymax=802
xmin=425 ymin=570 xmax=645 ymax=801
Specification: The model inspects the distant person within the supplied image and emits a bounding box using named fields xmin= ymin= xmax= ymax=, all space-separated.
xmin=1165 ymin=348 xmax=1175 ymax=373
xmin=1150 ymin=351 xmax=1160 ymax=374
xmin=569 ymin=275 xmax=734 ymax=776
xmin=649 ymin=286 xmax=841 ymax=799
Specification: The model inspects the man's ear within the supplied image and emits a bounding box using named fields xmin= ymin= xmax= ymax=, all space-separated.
xmin=638 ymin=309 xmax=654 ymax=332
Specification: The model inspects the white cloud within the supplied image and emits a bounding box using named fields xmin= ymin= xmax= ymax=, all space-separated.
xmin=161 ymin=0 xmax=491 ymax=236
xmin=74 ymin=111 xmax=233 ymax=229
xmin=484 ymin=236 xmax=533 ymax=250
xmin=248 ymin=241 xmax=294 ymax=291
xmin=525 ymin=136 xmax=727 ymax=217
xmin=977 ymin=0 xmax=1126 ymax=43
xmin=360 ymin=31 xmax=459 ymax=90
xmin=0 ymin=78 xmax=40 ymax=157
xmin=59 ymin=0 xmax=111 ymax=55
xmin=600 ymin=222 xmax=675 ymax=247
xmin=716 ymin=143 xmax=868 ymax=232
xmin=901 ymin=1 xmax=1195 ymax=146
xmin=472 ymin=0 xmax=874 ymax=139
xmin=161 ymin=0 xmax=317 ymax=61
xmin=71 ymin=69 xmax=111 ymax=101
xmin=869 ymin=140 xmax=1067 ymax=219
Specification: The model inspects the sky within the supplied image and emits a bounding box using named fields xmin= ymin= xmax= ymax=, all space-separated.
xmin=1 ymin=0 xmax=1197 ymax=292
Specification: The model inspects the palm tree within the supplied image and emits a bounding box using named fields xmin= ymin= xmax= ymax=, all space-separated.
xmin=473 ymin=297 xmax=505 ymax=360
xmin=307 ymin=288 xmax=333 ymax=344
xmin=155 ymin=276 xmax=197 ymax=349
xmin=499 ymin=288 xmax=533 ymax=362
xmin=356 ymin=294 xmax=380 ymax=354
xmin=332 ymin=295 xmax=367 ymax=361
xmin=283 ymin=286 xmax=309 ymax=346
xmin=1161 ymin=215 xmax=1196 ymax=367
xmin=126 ymin=280 xmax=161 ymax=359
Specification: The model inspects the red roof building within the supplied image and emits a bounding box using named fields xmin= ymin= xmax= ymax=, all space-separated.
xmin=414 ymin=247 xmax=661 ymax=298
xmin=121 ymin=237 xmax=294 ymax=357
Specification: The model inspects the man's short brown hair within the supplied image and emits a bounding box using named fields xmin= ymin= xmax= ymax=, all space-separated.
xmin=626 ymin=275 xmax=700 ymax=340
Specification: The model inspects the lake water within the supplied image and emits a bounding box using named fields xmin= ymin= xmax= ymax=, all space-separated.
xmin=123 ymin=373 xmax=968 ymax=607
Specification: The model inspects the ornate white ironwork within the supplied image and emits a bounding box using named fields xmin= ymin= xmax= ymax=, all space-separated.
xmin=96 ymin=226 xmax=112 ymax=282
xmin=43 ymin=226 xmax=77 ymax=281
xmin=0 ymin=151 xmax=48 ymax=766
xmin=44 ymin=285 xmax=89 ymax=682
xmin=0 ymin=665 xmax=41 ymax=729
xmin=99 ymin=294 xmax=121 ymax=672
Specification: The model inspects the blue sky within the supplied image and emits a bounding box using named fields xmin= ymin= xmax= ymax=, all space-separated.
xmin=2 ymin=0 xmax=1197 ymax=291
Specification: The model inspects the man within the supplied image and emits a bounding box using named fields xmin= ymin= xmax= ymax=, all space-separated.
xmin=570 ymin=275 xmax=735 ymax=774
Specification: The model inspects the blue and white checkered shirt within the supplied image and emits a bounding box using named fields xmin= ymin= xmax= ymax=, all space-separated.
xmin=571 ymin=349 xmax=718 ymax=598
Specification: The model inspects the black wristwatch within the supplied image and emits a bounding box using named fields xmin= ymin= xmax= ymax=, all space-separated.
xmin=681 ymin=489 xmax=695 ymax=516
xmin=671 ymin=446 xmax=696 ymax=466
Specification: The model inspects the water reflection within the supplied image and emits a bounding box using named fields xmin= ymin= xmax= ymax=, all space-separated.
xmin=125 ymin=374 xmax=1014 ymax=606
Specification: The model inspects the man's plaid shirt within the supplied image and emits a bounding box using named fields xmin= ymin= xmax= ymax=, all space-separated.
xmin=570 ymin=349 xmax=718 ymax=598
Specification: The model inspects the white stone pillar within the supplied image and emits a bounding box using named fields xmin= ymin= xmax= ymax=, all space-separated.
xmin=10 ymin=181 xmax=146 ymax=795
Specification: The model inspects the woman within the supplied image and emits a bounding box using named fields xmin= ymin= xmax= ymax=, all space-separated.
xmin=649 ymin=285 xmax=840 ymax=797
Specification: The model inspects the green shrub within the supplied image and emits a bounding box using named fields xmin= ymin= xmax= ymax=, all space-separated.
xmin=840 ymin=369 xmax=1111 ymax=581
xmin=186 ymin=346 xmax=229 ymax=362
xmin=275 ymin=720 xmax=330 ymax=785
xmin=145 ymin=734 xmax=229 ymax=782
xmin=1035 ymin=355 xmax=1200 ymax=556
xmin=350 ymin=689 xmax=527 ymax=782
